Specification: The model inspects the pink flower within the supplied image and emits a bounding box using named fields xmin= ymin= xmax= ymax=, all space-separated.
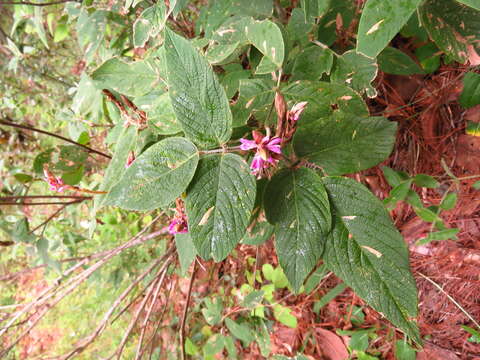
xmin=288 ymin=102 xmax=308 ymax=122
xmin=43 ymin=168 xmax=66 ymax=193
xmin=168 ymin=213 xmax=188 ymax=235
xmin=240 ymin=131 xmax=282 ymax=175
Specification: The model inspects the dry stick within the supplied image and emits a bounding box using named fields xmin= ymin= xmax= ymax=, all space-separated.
xmin=0 ymin=195 xmax=92 ymax=200
xmin=58 ymin=252 xmax=173 ymax=360
xmin=0 ymin=229 xmax=167 ymax=341
xmin=115 ymin=257 xmax=173 ymax=360
xmin=0 ymin=0 xmax=77 ymax=6
xmin=145 ymin=278 xmax=176 ymax=360
xmin=417 ymin=272 xmax=480 ymax=330
xmin=30 ymin=203 xmax=69 ymax=234
xmin=180 ymin=260 xmax=198 ymax=360
xmin=0 ymin=119 xmax=111 ymax=159
xmin=134 ymin=269 xmax=168 ymax=360
xmin=0 ymin=200 xmax=84 ymax=206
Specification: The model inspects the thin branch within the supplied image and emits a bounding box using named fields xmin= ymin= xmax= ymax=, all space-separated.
xmin=417 ymin=272 xmax=480 ymax=330
xmin=0 ymin=0 xmax=78 ymax=6
xmin=114 ymin=258 xmax=173 ymax=360
xmin=30 ymin=203 xmax=68 ymax=233
xmin=0 ymin=195 xmax=92 ymax=200
xmin=135 ymin=264 xmax=171 ymax=360
xmin=0 ymin=119 xmax=111 ymax=159
xmin=59 ymin=251 xmax=173 ymax=360
xmin=180 ymin=260 xmax=198 ymax=360
xmin=0 ymin=200 xmax=84 ymax=206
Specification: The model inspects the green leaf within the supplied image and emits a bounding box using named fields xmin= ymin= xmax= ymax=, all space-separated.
xmin=377 ymin=47 xmax=424 ymax=75
xmin=273 ymin=304 xmax=298 ymax=328
xmin=242 ymin=290 xmax=264 ymax=309
xmin=54 ymin=145 xmax=87 ymax=172
xmin=175 ymin=233 xmax=197 ymax=276
xmin=133 ymin=3 xmax=167 ymax=48
xmin=416 ymin=228 xmax=460 ymax=245
xmin=460 ymin=72 xmax=480 ymax=109
xmin=395 ymin=340 xmax=417 ymax=360
xmin=419 ymin=0 xmax=480 ymax=64
xmin=185 ymin=154 xmax=256 ymax=261
xmin=282 ymin=81 xmax=369 ymax=123
xmin=11 ymin=218 xmax=36 ymax=243
xmin=244 ymin=19 xmax=285 ymax=71
xmin=331 ymin=50 xmax=378 ymax=98
xmin=242 ymin=218 xmax=274 ymax=246
xmin=413 ymin=174 xmax=439 ymax=188
xmin=441 ymin=192 xmax=458 ymax=210
xmin=264 ymin=168 xmax=331 ymax=292
xmin=473 ymin=180 xmax=480 ymax=190
xmin=232 ymin=78 xmax=275 ymax=126
xmin=292 ymin=44 xmax=334 ymax=81
xmin=135 ymin=92 xmax=182 ymax=135
xmin=53 ymin=23 xmax=69 ymax=43
xmin=294 ymin=114 xmax=397 ymax=176
xmin=357 ymin=0 xmax=423 ymax=58
xmin=221 ymin=69 xmax=251 ymax=99
xmin=202 ymin=298 xmax=223 ymax=326
xmin=382 ymin=166 xmax=410 ymax=187
xmin=301 ymin=0 xmax=330 ymax=23
xmin=105 ymin=137 xmax=199 ymax=211
xmin=203 ymin=334 xmax=225 ymax=358
xmin=462 ymin=325 xmax=480 ymax=343
xmin=76 ymin=10 xmax=106 ymax=63
xmin=414 ymin=206 xmax=441 ymax=223
xmin=164 ymin=29 xmax=232 ymax=148
xmin=96 ymin=126 xmax=137 ymax=209
xmin=225 ymin=318 xmax=255 ymax=346
xmin=384 ymin=180 xmax=413 ymax=208
xmin=322 ymin=177 xmax=421 ymax=344
xmin=92 ymin=58 xmax=161 ymax=98
xmin=314 ymin=283 xmax=348 ymax=312
xmin=456 ymin=0 xmax=480 ymax=10
xmin=255 ymin=320 xmax=271 ymax=357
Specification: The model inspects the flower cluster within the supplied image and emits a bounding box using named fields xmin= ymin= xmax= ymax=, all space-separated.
xmin=168 ymin=199 xmax=188 ymax=235
xmin=240 ymin=131 xmax=282 ymax=176
xmin=43 ymin=167 xmax=66 ymax=193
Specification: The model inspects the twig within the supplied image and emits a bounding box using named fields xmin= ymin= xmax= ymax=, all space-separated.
xmin=0 ymin=200 xmax=85 ymax=206
xmin=0 ymin=195 xmax=92 ymax=200
xmin=0 ymin=0 xmax=78 ymax=6
xmin=0 ymin=119 xmax=111 ymax=159
xmin=135 ymin=266 xmax=170 ymax=360
xmin=417 ymin=272 xmax=480 ymax=330
xmin=114 ymin=257 xmax=173 ymax=360
xmin=180 ymin=260 xmax=198 ymax=360
xmin=59 ymin=251 xmax=173 ymax=360
xmin=30 ymin=203 xmax=69 ymax=233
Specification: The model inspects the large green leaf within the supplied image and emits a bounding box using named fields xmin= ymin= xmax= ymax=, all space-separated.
xmin=281 ymin=81 xmax=369 ymax=123
xmin=91 ymin=58 xmax=161 ymax=97
xmin=291 ymin=44 xmax=334 ymax=81
xmin=104 ymin=137 xmax=199 ymax=211
xmin=164 ymin=29 xmax=232 ymax=149
xmin=357 ymin=0 xmax=423 ymax=58
xmin=316 ymin=0 xmax=356 ymax=46
xmin=300 ymin=0 xmax=330 ymax=23
xmin=419 ymin=0 xmax=480 ymax=64
xmin=134 ymin=91 xmax=182 ymax=135
xmin=294 ymin=114 xmax=397 ymax=175
xmin=133 ymin=2 xmax=167 ymax=48
xmin=460 ymin=71 xmax=480 ymax=109
xmin=322 ymin=177 xmax=420 ymax=343
xmin=264 ymin=168 xmax=331 ymax=292
xmin=377 ymin=47 xmax=424 ymax=75
xmin=331 ymin=50 xmax=379 ymax=98
xmin=456 ymin=0 xmax=480 ymax=10
xmin=244 ymin=19 xmax=285 ymax=71
xmin=185 ymin=154 xmax=256 ymax=262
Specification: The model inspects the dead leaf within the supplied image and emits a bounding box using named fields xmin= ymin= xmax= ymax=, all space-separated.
xmin=314 ymin=328 xmax=349 ymax=360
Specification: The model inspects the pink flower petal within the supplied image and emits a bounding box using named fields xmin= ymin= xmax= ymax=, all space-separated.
xmin=239 ymin=138 xmax=257 ymax=151
xmin=251 ymin=155 xmax=264 ymax=172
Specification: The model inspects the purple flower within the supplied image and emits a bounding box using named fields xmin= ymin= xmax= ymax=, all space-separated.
xmin=44 ymin=168 xmax=66 ymax=193
xmin=288 ymin=101 xmax=308 ymax=122
xmin=240 ymin=131 xmax=282 ymax=175
xmin=168 ymin=214 xmax=188 ymax=235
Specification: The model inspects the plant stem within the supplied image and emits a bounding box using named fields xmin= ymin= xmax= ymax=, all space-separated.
xmin=180 ymin=260 xmax=198 ymax=360
xmin=0 ymin=119 xmax=111 ymax=159
xmin=0 ymin=0 xmax=78 ymax=6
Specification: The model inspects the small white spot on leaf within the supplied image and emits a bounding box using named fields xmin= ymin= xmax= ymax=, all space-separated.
xmin=199 ymin=206 xmax=215 ymax=225
xmin=366 ymin=19 xmax=385 ymax=35
xmin=361 ymin=246 xmax=383 ymax=258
